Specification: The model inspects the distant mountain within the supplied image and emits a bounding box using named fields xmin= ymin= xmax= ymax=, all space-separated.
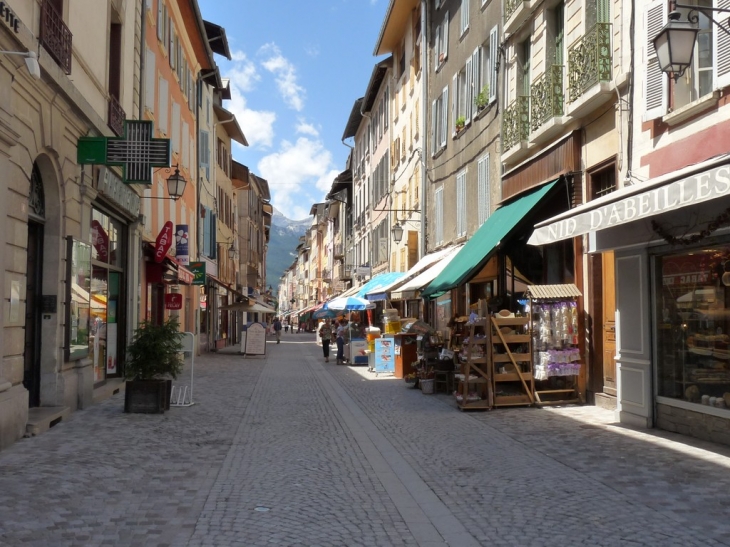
xmin=266 ymin=207 xmax=311 ymax=291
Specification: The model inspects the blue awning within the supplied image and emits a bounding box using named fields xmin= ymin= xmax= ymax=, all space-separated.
xmin=357 ymin=272 xmax=407 ymax=300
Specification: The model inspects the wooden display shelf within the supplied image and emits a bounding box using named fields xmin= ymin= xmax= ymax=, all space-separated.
xmin=458 ymin=398 xmax=491 ymax=410
xmin=493 ymin=353 xmax=531 ymax=363
xmin=490 ymin=316 xmax=534 ymax=408
xmin=494 ymin=394 xmax=533 ymax=406
xmin=494 ymin=371 xmax=533 ymax=382
xmin=534 ymin=388 xmax=583 ymax=406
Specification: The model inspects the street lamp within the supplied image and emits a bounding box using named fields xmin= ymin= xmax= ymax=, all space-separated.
xmin=652 ymin=10 xmax=699 ymax=81
xmin=392 ymin=222 xmax=404 ymax=244
xmin=166 ymin=165 xmax=187 ymax=200
xmin=227 ymin=244 xmax=236 ymax=259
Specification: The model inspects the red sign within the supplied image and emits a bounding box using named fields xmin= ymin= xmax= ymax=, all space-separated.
xmin=154 ymin=221 xmax=174 ymax=263
xmin=91 ymin=220 xmax=109 ymax=262
xmin=165 ymin=293 xmax=183 ymax=310
xmin=178 ymin=264 xmax=195 ymax=285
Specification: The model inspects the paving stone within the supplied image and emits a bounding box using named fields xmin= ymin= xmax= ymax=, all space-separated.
xmin=0 ymin=332 xmax=729 ymax=546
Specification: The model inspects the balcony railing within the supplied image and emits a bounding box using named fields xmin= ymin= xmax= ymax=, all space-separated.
xmin=40 ymin=0 xmax=72 ymax=75
xmin=567 ymin=23 xmax=611 ymax=104
xmin=502 ymin=96 xmax=530 ymax=151
xmin=108 ymin=96 xmax=126 ymax=136
xmin=333 ymin=242 xmax=344 ymax=258
xmin=531 ymin=65 xmax=564 ymax=131
xmin=505 ymin=0 xmax=524 ymax=21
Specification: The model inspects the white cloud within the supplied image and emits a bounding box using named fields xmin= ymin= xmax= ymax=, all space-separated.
xmin=257 ymin=137 xmax=339 ymax=219
xmin=259 ymin=43 xmax=306 ymax=111
xmin=295 ymin=119 xmax=319 ymax=137
xmin=224 ymin=50 xmax=276 ymax=148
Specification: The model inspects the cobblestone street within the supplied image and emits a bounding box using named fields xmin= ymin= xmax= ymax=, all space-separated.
xmin=1 ymin=332 xmax=730 ymax=547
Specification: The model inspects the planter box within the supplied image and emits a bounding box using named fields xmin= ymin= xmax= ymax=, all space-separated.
xmin=124 ymin=380 xmax=166 ymax=414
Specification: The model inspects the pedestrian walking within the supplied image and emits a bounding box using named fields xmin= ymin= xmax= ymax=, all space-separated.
xmin=319 ymin=319 xmax=333 ymax=362
xmin=273 ymin=317 xmax=282 ymax=344
xmin=284 ymin=322 xmax=289 ymax=333
xmin=335 ymin=321 xmax=346 ymax=365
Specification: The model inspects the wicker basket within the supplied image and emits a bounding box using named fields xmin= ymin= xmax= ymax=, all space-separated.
xmin=420 ymin=379 xmax=435 ymax=394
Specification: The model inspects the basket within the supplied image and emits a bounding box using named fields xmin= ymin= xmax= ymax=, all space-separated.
xmin=420 ymin=379 xmax=435 ymax=394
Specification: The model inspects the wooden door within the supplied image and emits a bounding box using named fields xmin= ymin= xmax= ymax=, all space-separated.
xmin=23 ymin=221 xmax=43 ymax=407
xmin=602 ymin=251 xmax=617 ymax=395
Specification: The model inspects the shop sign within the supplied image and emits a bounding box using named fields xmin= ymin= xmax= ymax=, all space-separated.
xmin=165 ymin=293 xmax=183 ymax=310
xmin=175 ymin=224 xmax=189 ymax=265
xmin=0 ymin=2 xmax=21 ymax=33
xmin=178 ymin=264 xmax=195 ymax=285
xmin=91 ymin=220 xmax=109 ymax=262
xmin=189 ymin=261 xmax=206 ymax=285
xmin=154 ymin=221 xmax=174 ymax=263
xmin=529 ymin=164 xmax=730 ymax=245
xmin=97 ymin=167 xmax=141 ymax=218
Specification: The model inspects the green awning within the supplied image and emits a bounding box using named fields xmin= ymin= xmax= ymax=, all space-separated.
xmin=422 ymin=180 xmax=559 ymax=299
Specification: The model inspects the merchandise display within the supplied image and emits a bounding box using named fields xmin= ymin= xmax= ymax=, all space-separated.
xmin=526 ymin=285 xmax=583 ymax=405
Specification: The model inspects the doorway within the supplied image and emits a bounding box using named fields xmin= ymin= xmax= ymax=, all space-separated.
xmin=24 ymin=221 xmax=44 ymax=407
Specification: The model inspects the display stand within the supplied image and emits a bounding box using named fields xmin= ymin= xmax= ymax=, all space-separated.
xmin=490 ymin=315 xmax=534 ymax=407
xmin=526 ymin=285 xmax=583 ymax=406
xmin=456 ymin=319 xmax=492 ymax=410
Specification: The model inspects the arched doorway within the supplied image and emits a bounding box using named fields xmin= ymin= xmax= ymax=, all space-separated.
xmin=24 ymin=163 xmax=45 ymax=407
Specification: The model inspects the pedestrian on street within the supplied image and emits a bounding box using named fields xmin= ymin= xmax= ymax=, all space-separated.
xmin=284 ymin=322 xmax=289 ymax=333
xmin=335 ymin=321 xmax=346 ymax=365
xmin=319 ymin=319 xmax=333 ymax=362
xmin=273 ymin=317 xmax=282 ymax=344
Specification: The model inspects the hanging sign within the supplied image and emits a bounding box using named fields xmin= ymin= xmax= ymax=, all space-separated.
xmin=178 ymin=264 xmax=195 ymax=285
xmin=154 ymin=221 xmax=174 ymax=263
xmin=165 ymin=293 xmax=183 ymax=310
xmin=91 ymin=220 xmax=109 ymax=262
xmin=189 ymin=261 xmax=206 ymax=285
xmin=176 ymin=224 xmax=189 ymax=265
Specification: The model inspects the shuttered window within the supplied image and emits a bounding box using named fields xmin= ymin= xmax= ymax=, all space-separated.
xmin=644 ymin=0 xmax=667 ymax=120
xmin=460 ymin=0 xmax=469 ymax=35
xmin=158 ymin=77 xmax=168 ymax=133
xmin=456 ymin=169 xmax=466 ymax=237
xmin=144 ymin=48 xmax=155 ymax=111
xmin=489 ymin=27 xmax=498 ymax=104
xmin=477 ymin=153 xmax=490 ymax=226
xmin=716 ymin=0 xmax=730 ymax=89
xmin=435 ymin=186 xmax=444 ymax=246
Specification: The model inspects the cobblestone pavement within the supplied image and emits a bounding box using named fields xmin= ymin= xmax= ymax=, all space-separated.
xmin=1 ymin=331 xmax=730 ymax=546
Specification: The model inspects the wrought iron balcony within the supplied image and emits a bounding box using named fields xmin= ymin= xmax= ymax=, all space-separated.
xmin=502 ymin=96 xmax=530 ymax=151
xmin=567 ymin=23 xmax=611 ymax=104
xmin=40 ymin=0 xmax=72 ymax=75
xmin=531 ymin=65 xmax=564 ymax=131
xmin=108 ymin=96 xmax=125 ymax=137
xmin=505 ymin=0 xmax=524 ymax=21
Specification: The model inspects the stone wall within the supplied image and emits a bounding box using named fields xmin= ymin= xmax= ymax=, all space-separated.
xmin=656 ymin=403 xmax=730 ymax=448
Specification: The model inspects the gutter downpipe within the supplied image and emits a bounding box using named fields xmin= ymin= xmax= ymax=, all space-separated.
xmin=138 ymin=0 xmax=146 ymax=120
xmin=420 ymin=0 xmax=428 ymax=261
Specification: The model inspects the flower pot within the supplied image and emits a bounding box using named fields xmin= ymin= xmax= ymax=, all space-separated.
xmin=124 ymin=380 xmax=166 ymax=414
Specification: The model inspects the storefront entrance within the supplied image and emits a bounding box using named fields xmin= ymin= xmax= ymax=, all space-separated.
xmin=23 ymin=220 xmax=44 ymax=407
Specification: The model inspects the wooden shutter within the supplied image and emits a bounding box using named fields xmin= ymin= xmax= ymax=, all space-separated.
xmin=644 ymin=0 xmax=667 ymax=121
xmin=443 ymin=11 xmax=449 ymax=62
xmin=144 ymin=48 xmax=155 ymax=111
xmin=461 ymin=0 xmax=469 ymax=34
xmin=456 ymin=170 xmax=466 ymax=237
xmin=435 ymin=187 xmax=444 ymax=245
xmin=158 ymin=77 xmax=168 ymax=133
xmin=157 ymin=1 xmax=164 ymax=41
xmin=440 ymin=85 xmax=449 ymax=148
xmin=466 ymin=53 xmax=474 ymax=122
xmin=172 ymin=102 xmax=180 ymax=153
xmin=714 ymin=0 xmax=730 ymax=89
xmin=478 ymin=153 xmax=490 ymax=225
xmin=489 ymin=27 xmax=498 ymax=104
xmin=431 ymin=98 xmax=438 ymax=155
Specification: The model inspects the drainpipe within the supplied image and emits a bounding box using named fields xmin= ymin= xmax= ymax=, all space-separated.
xmin=420 ymin=0 xmax=428 ymax=260
xmin=138 ymin=0 xmax=146 ymax=120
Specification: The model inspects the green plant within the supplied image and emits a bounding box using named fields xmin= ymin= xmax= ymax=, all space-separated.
xmin=455 ymin=115 xmax=466 ymax=130
xmin=125 ymin=317 xmax=184 ymax=381
xmin=474 ymin=85 xmax=489 ymax=110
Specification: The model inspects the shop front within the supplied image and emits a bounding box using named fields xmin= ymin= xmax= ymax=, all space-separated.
xmin=530 ymin=157 xmax=730 ymax=444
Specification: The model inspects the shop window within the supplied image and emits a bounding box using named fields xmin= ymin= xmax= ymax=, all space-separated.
xmin=655 ymin=245 xmax=730 ymax=410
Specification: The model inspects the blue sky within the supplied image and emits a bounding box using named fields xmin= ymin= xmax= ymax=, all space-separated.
xmin=198 ymin=0 xmax=389 ymax=221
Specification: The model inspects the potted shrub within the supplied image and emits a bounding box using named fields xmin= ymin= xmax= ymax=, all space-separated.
xmin=455 ymin=115 xmax=466 ymax=132
xmin=124 ymin=316 xmax=184 ymax=413
xmin=474 ymin=85 xmax=489 ymax=111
